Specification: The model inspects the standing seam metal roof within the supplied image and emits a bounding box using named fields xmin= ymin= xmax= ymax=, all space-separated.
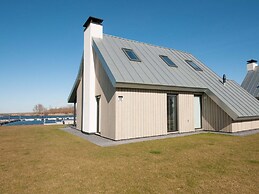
xmin=91 ymin=34 xmax=259 ymax=120
xmin=241 ymin=67 xmax=259 ymax=98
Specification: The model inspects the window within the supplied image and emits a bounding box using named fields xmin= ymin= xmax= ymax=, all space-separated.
xmin=160 ymin=55 xmax=177 ymax=67
xmin=185 ymin=60 xmax=203 ymax=71
xmin=96 ymin=96 xmax=101 ymax=133
xmin=167 ymin=94 xmax=178 ymax=132
xmin=194 ymin=96 xmax=202 ymax=129
xmin=122 ymin=48 xmax=141 ymax=62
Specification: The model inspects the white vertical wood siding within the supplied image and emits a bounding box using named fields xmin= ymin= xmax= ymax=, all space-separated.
xmin=76 ymin=80 xmax=82 ymax=130
xmin=232 ymin=120 xmax=259 ymax=132
xmin=202 ymin=94 xmax=232 ymax=132
xmin=94 ymin=51 xmax=116 ymax=140
xmin=116 ymin=89 xmax=167 ymax=140
xmin=178 ymin=94 xmax=195 ymax=132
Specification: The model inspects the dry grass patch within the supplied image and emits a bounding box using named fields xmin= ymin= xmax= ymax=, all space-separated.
xmin=0 ymin=125 xmax=258 ymax=193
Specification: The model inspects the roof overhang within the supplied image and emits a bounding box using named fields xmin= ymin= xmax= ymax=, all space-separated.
xmin=234 ymin=115 xmax=259 ymax=121
xmin=204 ymin=89 xmax=238 ymax=120
xmin=116 ymin=82 xmax=207 ymax=93
xmin=67 ymin=57 xmax=83 ymax=103
xmin=92 ymin=40 xmax=116 ymax=87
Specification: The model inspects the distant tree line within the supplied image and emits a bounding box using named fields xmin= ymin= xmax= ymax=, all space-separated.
xmin=33 ymin=104 xmax=73 ymax=115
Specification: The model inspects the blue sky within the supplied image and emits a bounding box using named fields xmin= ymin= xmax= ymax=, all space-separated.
xmin=0 ymin=0 xmax=258 ymax=113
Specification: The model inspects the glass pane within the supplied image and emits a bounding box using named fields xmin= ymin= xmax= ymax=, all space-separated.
xmin=126 ymin=50 xmax=138 ymax=60
xmin=167 ymin=95 xmax=178 ymax=132
xmin=186 ymin=60 xmax=202 ymax=71
xmin=160 ymin=55 xmax=177 ymax=67
xmin=194 ymin=96 xmax=201 ymax=128
xmin=96 ymin=96 xmax=100 ymax=133
xmin=122 ymin=48 xmax=141 ymax=61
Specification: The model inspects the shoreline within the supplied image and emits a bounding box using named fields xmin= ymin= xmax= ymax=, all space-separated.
xmin=0 ymin=113 xmax=73 ymax=116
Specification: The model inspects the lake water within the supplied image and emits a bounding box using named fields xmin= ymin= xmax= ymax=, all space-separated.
xmin=0 ymin=115 xmax=74 ymax=126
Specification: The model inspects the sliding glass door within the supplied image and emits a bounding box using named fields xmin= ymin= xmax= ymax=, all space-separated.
xmin=167 ymin=95 xmax=178 ymax=132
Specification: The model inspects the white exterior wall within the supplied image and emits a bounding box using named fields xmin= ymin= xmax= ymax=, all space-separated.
xmin=115 ymin=89 xmax=167 ymax=140
xmin=115 ymin=90 xmax=202 ymax=140
xmin=200 ymin=94 xmax=259 ymax=133
xmin=231 ymin=120 xmax=259 ymax=132
xmin=82 ymin=23 xmax=103 ymax=133
xmin=76 ymin=80 xmax=82 ymax=130
xmin=247 ymin=62 xmax=258 ymax=71
xmin=94 ymin=51 xmax=116 ymax=140
xmin=178 ymin=94 xmax=195 ymax=133
xmin=202 ymin=94 xmax=233 ymax=132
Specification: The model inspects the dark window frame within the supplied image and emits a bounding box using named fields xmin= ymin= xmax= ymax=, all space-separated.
xmin=159 ymin=55 xmax=178 ymax=67
xmin=122 ymin=48 xmax=141 ymax=62
xmin=96 ymin=95 xmax=101 ymax=134
xmin=185 ymin=60 xmax=203 ymax=71
xmin=167 ymin=94 xmax=178 ymax=132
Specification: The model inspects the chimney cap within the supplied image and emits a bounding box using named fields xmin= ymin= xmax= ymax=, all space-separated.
xmin=247 ymin=59 xmax=257 ymax=64
xmin=83 ymin=16 xmax=103 ymax=29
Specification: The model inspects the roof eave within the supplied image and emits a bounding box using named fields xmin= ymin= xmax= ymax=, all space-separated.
xmin=234 ymin=115 xmax=259 ymax=122
xmin=67 ymin=56 xmax=83 ymax=103
xmin=67 ymin=78 xmax=80 ymax=103
xmin=115 ymin=82 xmax=207 ymax=93
xmin=92 ymin=40 xmax=116 ymax=87
xmin=204 ymin=89 xmax=239 ymax=120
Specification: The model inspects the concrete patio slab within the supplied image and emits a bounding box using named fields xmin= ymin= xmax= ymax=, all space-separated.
xmin=60 ymin=126 xmax=259 ymax=147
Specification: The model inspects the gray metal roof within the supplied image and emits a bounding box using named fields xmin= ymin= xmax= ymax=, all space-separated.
xmin=241 ymin=66 xmax=259 ymax=98
xmin=92 ymin=34 xmax=259 ymax=120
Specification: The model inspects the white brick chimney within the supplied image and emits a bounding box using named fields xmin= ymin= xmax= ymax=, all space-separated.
xmin=247 ymin=59 xmax=258 ymax=71
xmin=82 ymin=17 xmax=103 ymax=133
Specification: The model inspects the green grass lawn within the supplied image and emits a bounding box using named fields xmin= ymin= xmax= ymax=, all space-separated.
xmin=0 ymin=125 xmax=258 ymax=193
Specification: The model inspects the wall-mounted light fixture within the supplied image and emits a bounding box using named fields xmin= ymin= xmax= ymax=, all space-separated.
xmin=118 ymin=96 xmax=123 ymax=102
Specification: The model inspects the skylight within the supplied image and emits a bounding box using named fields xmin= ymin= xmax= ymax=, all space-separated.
xmin=160 ymin=55 xmax=177 ymax=67
xmin=122 ymin=48 xmax=141 ymax=62
xmin=185 ymin=60 xmax=203 ymax=71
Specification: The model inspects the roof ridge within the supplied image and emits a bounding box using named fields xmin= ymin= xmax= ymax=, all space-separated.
xmin=103 ymin=34 xmax=191 ymax=54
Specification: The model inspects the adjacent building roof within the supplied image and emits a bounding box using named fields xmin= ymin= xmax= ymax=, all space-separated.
xmin=241 ymin=66 xmax=259 ymax=99
xmin=68 ymin=34 xmax=259 ymax=121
